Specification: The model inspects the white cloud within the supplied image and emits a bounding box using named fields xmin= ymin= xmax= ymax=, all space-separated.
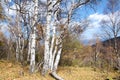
xmin=80 ymin=13 xmax=108 ymax=43
xmin=81 ymin=12 xmax=120 ymax=43
xmin=88 ymin=13 xmax=108 ymax=28
xmin=88 ymin=13 xmax=108 ymax=21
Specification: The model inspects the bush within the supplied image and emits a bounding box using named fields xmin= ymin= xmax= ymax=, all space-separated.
xmin=59 ymin=57 xmax=73 ymax=66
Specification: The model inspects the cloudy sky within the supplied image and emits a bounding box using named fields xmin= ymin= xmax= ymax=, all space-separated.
xmin=1 ymin=0 xmax=118 ymax=44
xmin=79 ymin=0 xmax=108 ymax=44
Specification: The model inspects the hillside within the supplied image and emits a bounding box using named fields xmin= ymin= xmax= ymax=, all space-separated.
xmin=102 ymin=37 xmax=120 ymax=47
xmin=0 ymin=60 xmax=119 ymax=80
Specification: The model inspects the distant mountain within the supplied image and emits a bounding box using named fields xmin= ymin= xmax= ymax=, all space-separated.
xmin=91 ymin=36 xmax=120 ymax=50
xmin=82 ymin=36 xmax=120 ymax=46
xmin=102 ymin=36 xmax=120 ymax=47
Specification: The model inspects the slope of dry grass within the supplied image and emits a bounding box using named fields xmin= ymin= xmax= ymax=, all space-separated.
xmin=58 ymin=67 xmax=119 ymax=80
xmin=0 ymin=60 xmax=119 ymax=80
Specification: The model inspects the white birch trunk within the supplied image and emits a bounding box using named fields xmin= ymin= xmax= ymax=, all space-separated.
xmin=51 ymin=71 xmax=64 ymax=80
xmin=51 ymin=38 xmax=58 ymax=70
xmin=27 ymin=33 xmax=31 ymax=62
xmin=54 ymin=45 xmax=62 ymax=71
xmin=48 ymin=0 xmax=60 ymax=71
xmin=16 ymin=34 xmax=24 ymax=63
xmin=18 ymin=34 xmax=21 ymax=61
xmin=53 ymin=38 xmax=62 ymax=71
xmin=8 ymin=27 xmax=19 ymax=62
xmin=16 ymin=39 xmax=19 ymax=61
xmin=50 ymin=38 xmax=63 ymax=80
xmin=42 ymin=2 xmax=64 ymax=80
xmin=20 ymin=35 xmax=24 ymax=63
xmin=30 ymin=33 xmax=36 ymax=73
xmin=49 ymin=25 xmax=56 ymax=70
xmin=29 ymin=0 xmax=38 ymax=73
xmin=42 ymin=16 xmax=51 ymax=74
xmin=42 ymin=0 xmax=52 ymax=75
xmin=7 ymin=39 xmax=11 ymax=60
xmin=15 ymin=10 xmax=21 ymax=62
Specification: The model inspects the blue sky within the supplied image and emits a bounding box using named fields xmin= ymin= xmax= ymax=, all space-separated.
xmin=60 ymin=0 xmax=109 ymax=44
xmin=0 ymin=0 xmax=114 ymax=44
xmin=78 ymin=0 xmax=108 ymax=44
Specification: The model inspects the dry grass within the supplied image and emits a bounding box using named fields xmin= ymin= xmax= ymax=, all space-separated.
xmin=0 ymin=60 xmax=54 ymax=80
xmin=58 ymin=67 xmax=119 ymax=80
xmin=0 ymin=60 xmax=119 ymax=80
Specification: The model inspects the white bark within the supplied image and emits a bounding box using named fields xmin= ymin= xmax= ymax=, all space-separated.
xmin=29 ymin=0 xmax=38 ymax=73
xmin=51 ymin=37 xmax=58 ymax=70
xmin=8 ymin=27 xmax=19 ymax=61
xmin=17 ymin=12 xmax=24 ymax=63
xmin=30 ymin=33 xmax=36 ymax=73
xmin=7 ymin=39 xmax=11 ymax=60
xmin=42 ymin=0 xmax=52 ymax=75
xmin=49 ymin=0 xmax=61 ymax=70
xmin=51 ymin=71 xmax=64 ymax=80
xmin=27 ymin=33 xmax=31 ymax=62
xmin=50 ymin=37 xmax=63 ymax=80
xmin=2 ymin=0 xmax=26 ymax=62
xmin=10 ymin=27 xmax=20 ymax=62
xmin=15 ymin=34 xmax=24 ymax=63
xmin=42 ymin=1 xmax=90 ymax=79
xmin=42 ymin=2 xmax=64 ymax=80
xmin=9 ymin=30 xmax=24 ymax=63
xmin=18 ymin=35 xmax=21 ymax=61
xmin=15 ymin=10 xmax=21 ymax=62
xmin=43 ymin=0 xmax=60 ymax=74
xmin=49 ymin=24 xmax=56 ymax=70
xmin=42 ymin=15 xmax=51 ymax=74
xmin=53 ymin=37 xmax=62 ymax=71
xmin=16 ymin=39 xmax=19 ymax=61
xmin=20 ymin=35 xmax=24 ymax=63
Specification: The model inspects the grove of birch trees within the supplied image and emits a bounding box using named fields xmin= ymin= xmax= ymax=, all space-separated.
xmin=2 ymin=0 xmax=120 ymax=80
xmin=0 ymin=0 xmax=94 ymax=79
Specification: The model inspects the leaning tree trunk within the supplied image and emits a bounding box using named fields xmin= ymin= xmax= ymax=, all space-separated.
xmin=42 ymin=1 xmax=64 ymax=80
xmin=51 ymin=38 xmax=58 ymax=71
xmin=53 ymin=41 xmax=62 ymax=72
xmin=49 ymin=24 xmax=56 ymax=70
xmin=50 ymin=37 xmax=64 ymax=80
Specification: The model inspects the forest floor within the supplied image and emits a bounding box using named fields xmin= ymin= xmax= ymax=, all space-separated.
xmin=0 ymin=60 xmax=119 ymax=80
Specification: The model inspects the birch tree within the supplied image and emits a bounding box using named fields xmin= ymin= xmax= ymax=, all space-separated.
xmin=101 ymin=0 xmax=120 ymax=70
xmin=10 ymin=0 xmax=39 ymax=73
xmin=1 ymin=0 xmax=25 ymax=63
xmin=2 ymin=0 xmax=39 ymax=73
xmin=42 ymin=0 xmax=92 ymax=79
xmin=1 ymin=0 xmax=96 ymax=78
xmin=29 ymin=0 xmax=38 ymax=73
